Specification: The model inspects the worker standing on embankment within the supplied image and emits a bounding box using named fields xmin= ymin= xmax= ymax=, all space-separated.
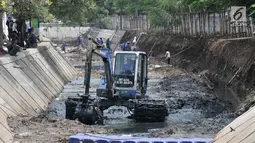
xmin=164 ymin=50 xmax=171 ymax=64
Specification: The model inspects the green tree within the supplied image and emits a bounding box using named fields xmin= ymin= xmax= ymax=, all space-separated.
xmin=49 ymin=0 xmax=108 ymax=25
xmin=105 ymin=0 xmax=157 ymax=28
xmin=10 ymin=0 xmax=50 ymax=20
xmin=6 ymin=0 xmax=52 ymax=46
xmin=106 ymin=0 xmax=255 ymax=27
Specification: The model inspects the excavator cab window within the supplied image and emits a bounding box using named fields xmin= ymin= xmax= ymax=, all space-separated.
xmin=113 ymin=53 xmax=136 ymax=88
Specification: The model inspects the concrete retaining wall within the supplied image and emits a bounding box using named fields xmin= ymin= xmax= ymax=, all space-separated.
xmin=213 ymin=106 xmax=255 ymax=143
xmin=0 ymin=41 xmax=77 ymax=143
xmin=40 ymin=27 xmax=90 ymax=41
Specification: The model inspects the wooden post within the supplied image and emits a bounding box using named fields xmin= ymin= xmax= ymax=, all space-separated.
xmin=207 ymin=12 xmax=210 ymax=36
xmin=188 ymin=13 xmax=192 ymax=36
xmin=241 ymin=23 xmax=244 ymax=37
xmin=213 ymin=12 xmax=216 ymax=36
xmin=247 ymin=19 xmax=250 ymax=36
xmin=199 ymin=12 xmax=202 ymax=36
xmin=219 ymin=12 xmax=222 ymax=36
xmin=179 ymin=14 xmax=182 ymax=35
xmin=146 ymin=15 xmax=149 ymax=32
xmin=182 ymin=14 xmax=185 ymax=36
xmin=177 ymin=15 xmax=180 ymax=34
xmin=182 ymin=14 xmax=187 ymax=36
xmin=228 ymin=10 xmax=231 ymax=38
xmin=190 ymin=13 xmax=193 ymax=36
xmin=170 ymin=16 xmax=172 ymax=35
xmin=238 ymin=24 xmax=241 ymax=38
xmin=177 ymin=15 xmax=179 ymax=34
xmin=250 ymin=17 xmax=253 ymax=37
xmin=195 ymin=13 xmax=198 ymax=36
xmin=226 ymin=10 xmax=228 ymax=37
xmin=186 ymin=13 xmax=189 ymax=36
xmin=227 ymin=11 xmax=230 ymax=37
xmin=179 ymin=14 xmax=182 ymax=36
xmin=222 ymin=11 xmax=225 ymax=36
xmin=184 ymin=13 xmax=187 ymax=36
xmin=203 ymin=12 xmax=206 ymax=36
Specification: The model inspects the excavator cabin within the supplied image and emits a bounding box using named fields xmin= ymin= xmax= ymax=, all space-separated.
xmin=97 ymin=51 xmax=148 ymax=100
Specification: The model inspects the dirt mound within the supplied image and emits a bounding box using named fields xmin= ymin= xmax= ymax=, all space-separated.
xmin=160 ymin=75 xmax=233 ymax=117
xmin=8 ymin=114 xmax=114 ymax=143
xmin=137 ymin=35 xmax=255 ymax=109
xmin=146 ymin=64 xmax=235 ymax=138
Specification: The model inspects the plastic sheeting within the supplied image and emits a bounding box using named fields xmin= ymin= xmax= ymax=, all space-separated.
xmin=68 ymin=133 xmax=212 ymax=143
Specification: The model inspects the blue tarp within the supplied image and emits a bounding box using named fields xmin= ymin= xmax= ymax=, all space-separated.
xmin=68 ymin=133 xmax=213 ymax=143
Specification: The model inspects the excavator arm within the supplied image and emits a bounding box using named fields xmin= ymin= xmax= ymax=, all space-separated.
xmin=84 ymin=38 xmax=113 ymax=98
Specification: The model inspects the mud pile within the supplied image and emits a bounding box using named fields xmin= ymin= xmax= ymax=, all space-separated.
xmin=136 ymin=35 xmax=255 ymax=110
xmin=8 ymin=114 xmax=114 ymax=143
xmin=148 ymin=66 xmax=235 ymax=138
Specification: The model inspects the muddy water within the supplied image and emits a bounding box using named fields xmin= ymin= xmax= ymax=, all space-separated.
xmin=46 ymin=70 xmax=235 ymax=138
xmin=46 ymin=76 xmax=169 ymax=135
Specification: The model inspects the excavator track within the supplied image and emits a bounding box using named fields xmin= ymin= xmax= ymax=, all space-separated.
xmin=134 ymin=99 xmax=168 ymax=122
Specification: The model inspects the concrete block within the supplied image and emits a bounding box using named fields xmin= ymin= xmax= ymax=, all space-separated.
xmin=0 ymin=68 xmax=37 ymax=115
xmin=24 ymin=56 xmax=60 ymax=95
xmin=1 ymin=63 xmax=46 ymax=112
xmin=0 ymin=79 xmax=29 ymax=115
xmin=54 ymin=51 xmax=77 ymax=76
xmin=46 ymin=47 xmax=73 ymax=81
xmin=15 ymin=60 xmax=52 ymax=103
xmin=0 ymin=91 xmax=17 ymax=116
xmin=36 ymin=50 xmax=66 ymax=84
xmin=0 ymin=109 xmax=13 ymax=143
xmin=49 ymin=47 xmax=75 ymax=78
xmin=38 ymin=44 xmax=71 ymax=82
xmin=28 ymin=54 xmax=63 ymax=93
xmin=32 ymin=52 xmax=65 ymax=87
xmin=0 ymin=97 xmax=16 ymax=116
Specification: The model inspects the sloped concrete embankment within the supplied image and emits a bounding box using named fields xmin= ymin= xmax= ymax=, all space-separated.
xmin=213 ymin=104 xmax=255 ymax=143
xmin=0 ymin=41 xmax=76 ymax=143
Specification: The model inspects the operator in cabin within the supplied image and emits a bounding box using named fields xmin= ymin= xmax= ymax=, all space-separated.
xmin=121 ymin=58 xmax=135 ymax=74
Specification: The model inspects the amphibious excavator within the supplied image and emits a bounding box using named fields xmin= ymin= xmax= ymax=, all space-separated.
xmin=65 ymin=38 xmax=168 ymax=125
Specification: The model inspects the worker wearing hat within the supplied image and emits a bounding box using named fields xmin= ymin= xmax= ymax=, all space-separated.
xmin=121 ymin=41 xmax=131 ymax=51
xmin=125 ymin=41 xmax=131 ymax=51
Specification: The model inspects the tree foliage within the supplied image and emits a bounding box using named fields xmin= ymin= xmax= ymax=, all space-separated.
xmin=105 ymin=0 xmax=156 ymax=15
xmin=6 ymin=0 xmax=50 ymax=21
xmin=106 ymin=0 xmax=255 ymax=26
xmin=49 ymin=0 xmax=108 ymax=25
